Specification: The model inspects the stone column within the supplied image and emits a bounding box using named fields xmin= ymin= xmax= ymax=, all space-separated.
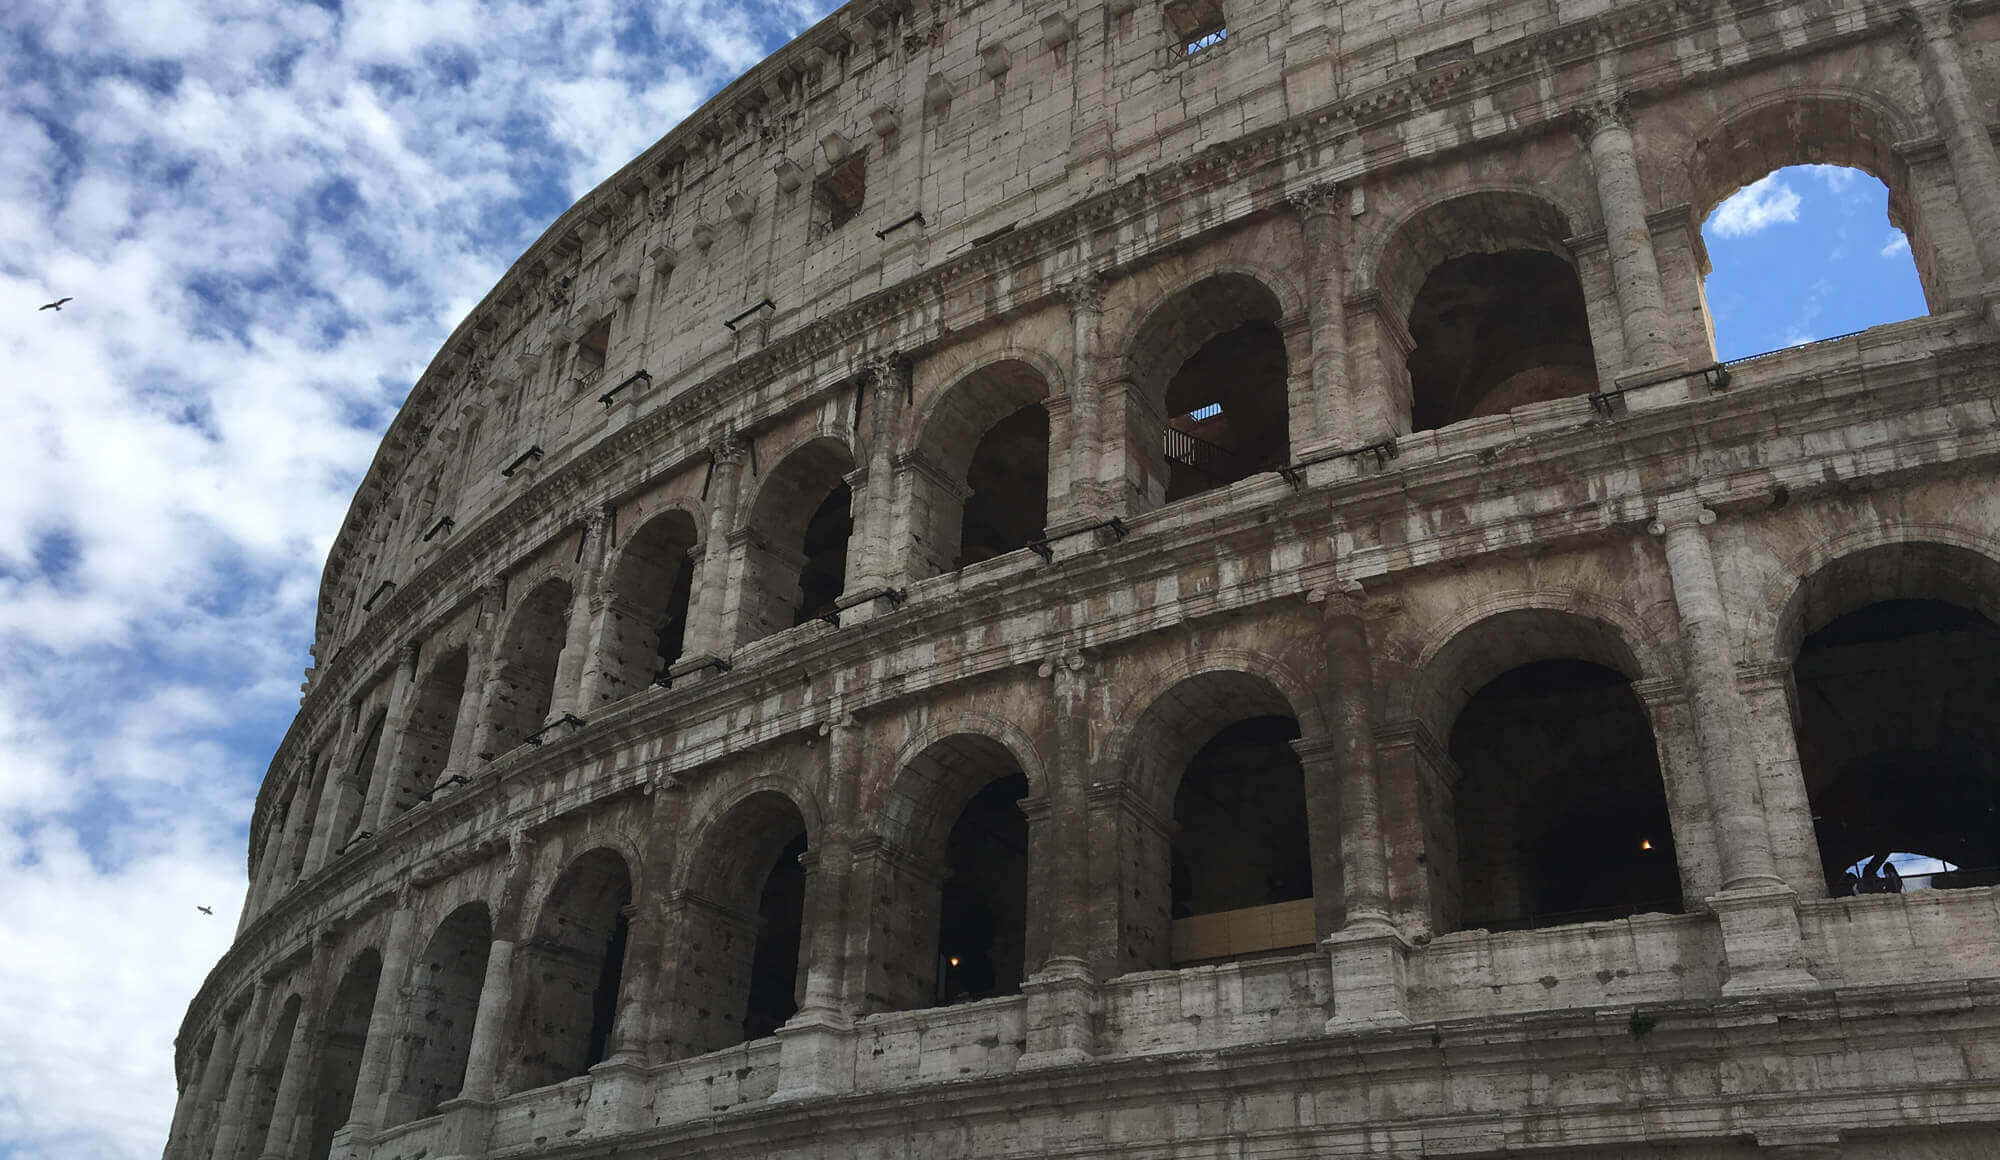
xmin=359 ymin=641 xmax=423 ymax=835
xmin=1650 ymin=499 xmax=1814 ymax=995
xmin=1288 ymin=737 xmax=1349 ymax=938
xmin=1907 ymin=3 xmax=2000 ymax=288
xmin=1316 ymin=591 xmax=1412 ymax=1030
xmin=330 ymin=901 xmax=418 ymax=1158
xmin=839 ymin=357 xmax=905 ymax=623
xmin=267 ymin=761 xmax=322 ymax=904
xmin=207 ymin=981 xmax=273 ymax=1160
xmin=454 ymin=835 xmax=535 ymax=1105
xmin=773 ymin=715 xmax=859 ymax=1099
xmin=1579 ymin=98 xmax=1679 ymax=380
xmin=1019 ymin=652 xmax=1096 ymax=1065
xmin=674 ymin=430 xmax=746 ymax=669
xmin=1738 ymin=662 xmax=1827 ymax=900
xmin=255 ymin=956 xmax=326 ymax=1160
xmin=442 ymin=584 xmax=502 ymax=782
xmin=589 ymin=781 xmax=685 ymax=1130
xmin=240 ymin=796 xmax=293 ymax=932
xmin=164 ymin=1033 xmax=218 ymax=1160
xmin=178 ymin=1015 xmax=242 ymax=1160
xmin=569 ymin=504 xmax=620 ymax=714
xmin=1056 ymin=274 xmax=1107 ymax=523
xmin=302 ymin=706 xmax=361 ymax=875
xmin=1290 ymin=181 xmax=1355 ymax=453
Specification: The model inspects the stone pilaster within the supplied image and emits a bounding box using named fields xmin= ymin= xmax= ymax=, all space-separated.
xmin=359 ymin=640 xmax=423 ymax=834
xmin=255 ymin=941 xmax=331 ymax=1160
xmin=1651 ymin=498 xmax=1814 ymax=995
xmin=442 ymin=582 xmax=502 ymax=781
xmin=177 ymin=1012 xmax=242 ymax=1160
xmin=1315 ymin=590 xmax=1411 ymax=1030
xmin=774 ymin=713 xmax=861 ymax=1099
xmin=206 ymin=980 xmax=273 ymax=1160
xmin=301 ymin=706 xmax=362 ymax=875
xmin=570 ymin=503 xmax=621 ymax=713
xmin=1905 ymin=3 xmax=2000 ymax=294
xmin=1290 ymin=181 xmax=1357 ymax=454
xmin=434 ymin=835 xmax=534 ymax=1160
xmin=677 ymin=429 xmax=746 ymax=667
xmin=1019 ymin=652 xmax=1097 ymax=1067
xmin=1056 ymin=273 xmax=1109 ymax=523
xmin=464 ymin=579 xmax=512 ymax=767
xmin=1738 ymin=661 xmax=1826 ymax=901
xmin=1578 ymin=97 xmax=1680 ymax=381
xmin=548 ymin=510 xmax=606 ymax=720
xmin=326 ymin=900 xmax=416 ymax=1160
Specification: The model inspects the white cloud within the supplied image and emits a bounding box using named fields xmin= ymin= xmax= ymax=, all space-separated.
xmin=1804 ymin=163 xmax=1859 ymax=193
xmin=0 ymin=0 xmax=838 ymax=1156
xmin=1882 ymin=232 xmax=1912 ymax=259
xmin=1709 ymin=173 xmax=1802 ymax=237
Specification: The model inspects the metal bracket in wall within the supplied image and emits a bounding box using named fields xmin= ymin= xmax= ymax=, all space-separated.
xmin=362 ymin=580 xmax=397 ymax=612
xmin=1588 ymin=390 xmax=1629 ymax=418
xmin=875 ymin=210 xmax=927 ymax=240
xmin=818 ymin=609 xmax=842 ymax=628
xmin=600 ymin=369 xmax=652 ymax=406
xmin=723 ymin=299 xmax=776 ymax=331
xmin=1702 ymin=363 xmax=1733 ymax=392
xmin=521 ymin=713 xmax=590 ymax=748
xmin=1277 ymin=465 xmax=1305 ymax=491
xmin=1027 ymin=539 xmax=1054 ymax=562
xmin=422 ymin=516 xmax=455 ymax=542
xmin=501 ymin=446 xmax=544 ymax=477
xmin=655 ymin=656 xmax=731 ymax=689
xmin=1349 ymin=438 xmax=1399 ymax=468
xmin=874 ymin=587 xmax=907 ymax=607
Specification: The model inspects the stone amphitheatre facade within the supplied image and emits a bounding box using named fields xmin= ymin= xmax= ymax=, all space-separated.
xmin=170 ymin=0 xmax=2000 ymax=1157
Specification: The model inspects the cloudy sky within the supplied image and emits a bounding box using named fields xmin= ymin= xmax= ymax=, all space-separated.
xmin=0 ymin=1 xmax=1926 ymax=1153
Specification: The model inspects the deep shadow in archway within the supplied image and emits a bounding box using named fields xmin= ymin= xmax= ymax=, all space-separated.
xmin=1406 ymin=251 xmax=1598 ymax=431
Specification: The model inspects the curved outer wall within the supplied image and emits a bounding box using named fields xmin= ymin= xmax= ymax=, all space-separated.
xmin=172 ymin=1 xmax=2000 ymax=1159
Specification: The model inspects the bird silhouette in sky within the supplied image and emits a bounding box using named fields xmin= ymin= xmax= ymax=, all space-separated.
xmin=197 ymin=905 xmax=215 ymax=915
xmin=38 ymin=297 xmax=72 ymax=311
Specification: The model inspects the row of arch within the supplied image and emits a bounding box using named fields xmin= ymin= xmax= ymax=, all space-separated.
xmin=211 ymin=534 xmax=2000 ymax=1160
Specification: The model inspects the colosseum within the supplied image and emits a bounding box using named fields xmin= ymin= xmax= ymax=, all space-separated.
xmin=169 ymin=0 xmax=2000 ymax=1157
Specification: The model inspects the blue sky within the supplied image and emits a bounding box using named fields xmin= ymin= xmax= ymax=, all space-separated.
xmin=0 ymin=4 xmax=1926 ymax=1154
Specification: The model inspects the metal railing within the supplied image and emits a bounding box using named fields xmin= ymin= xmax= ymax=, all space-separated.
xmin=1164 ymin=425 xmax=1239 ymax=483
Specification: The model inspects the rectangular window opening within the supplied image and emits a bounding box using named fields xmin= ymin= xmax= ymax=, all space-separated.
xmin=1187 ymin=402 xmax=1223 ymax=421
xmin=1165 ymin=0 xmax=1227 ymax=54
xmin=575 ymin=318 xmax=611 ymax=371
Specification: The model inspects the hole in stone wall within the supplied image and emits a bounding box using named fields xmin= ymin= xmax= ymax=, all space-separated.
xmin=597 ymin=511 xmax=698 ymax=703
xmin=388 ymin=648 xmax=468 ymax=818
xmin=1406 ymin=251 xmax=1597 ymax=432
xmin=1449 ymin=660 xmax=1681 ymax=931
xmin=935 ymin=772 xmax=1029 ymax=1005
xmin=814 ymin=153 xmax=867 ymax=237
xmin=743 ymin=831 xmax=808 ymax=1041
xmin=957 ymin=406 xmax=1048 ymax=569
xmin=574 ymin=318 xmax=610 ymax=372
xmin=306 ymin=951 xmax=382 ymax=1160
xmin=481 ymin=579 xmax=574 ymax=758
xmin=391 ymin=903 xmax=492 ymax=1124
xmin=1169 ymin=715 xmax=1311 ymax=964
xmin=1796 ymin=598 xmax=2000 ymax=895
xmin=507 ymin=849 xmax=632 ymax=1095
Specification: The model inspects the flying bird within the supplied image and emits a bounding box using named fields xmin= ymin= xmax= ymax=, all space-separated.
xmin=197 ymin=905 xmax=215 ymax=915
xmin=38 ymin=297 xmax=72 ymax=311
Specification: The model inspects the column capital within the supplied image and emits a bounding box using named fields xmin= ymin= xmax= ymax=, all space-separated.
xmin=858 ymin=350 xmax=908 ymax=395
xmin=707 ymin=426 xmax=748 ymax=465
xmin=1900 ymin=1 xmax=1961 ymax=48
xmin=1648 ymin=500 xmax=1716 ymax=537
xmin=1057 ymin=271 xmax=1108 ymax=314
xmin=1573 ymin=92 xmax=1633 ymax=139
xmin=1287 ymin=179 xmax=1344 ymax=221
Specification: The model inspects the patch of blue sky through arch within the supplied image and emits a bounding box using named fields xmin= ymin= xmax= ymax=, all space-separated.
xmin=1701 ymin=164 xmax=1928 ymax=361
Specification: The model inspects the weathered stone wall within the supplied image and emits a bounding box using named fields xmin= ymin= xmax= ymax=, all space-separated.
xmin=174 ymin=0 xmax=2000 ymax=1157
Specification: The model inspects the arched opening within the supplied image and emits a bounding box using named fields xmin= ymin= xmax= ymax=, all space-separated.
xmin=867 ymin=733 xmax=1034 ymax=1010
xmin=595 ymin=510 xmax=699 ymax=706
xmin=1169 ymin=716 xmax=1310 ymax=963
xmin=386 ymin=649 xmax=467 ymax=819
xmin=506 ymin=849 xmax=631 ymax=1094
xmin=1379 ymin=193 xmax=1596 ymax=433
xmin=305 ymin=951 xmax=381 ymax=1160
xmin=243 ymin=994 xmax=304 ymax=1158
xmin=1786 ymin=544 xmax=2000 ymax=895
xmin=1126 ymin=275 xmax=1290 ymax=510
xmin=666 ymin=792 xmax=809 ymax=1057
xmin=738 ymin=438 xmax=856 ymax=644
xmin=935 ymin=773 xmax=1030 ymax=1004
xmin=331 ymin=713 xmax=385 ymax=850
xmin=1422 ymin=610 xmax=1681 ymax=933
xmin=287 ymin=754 xmax=329 ymax=883
xmin=389 ymin=903 xmax=491 ymax=1124
xmin=1120 ymin=670 xmax=1316 ymax=972
xmin=479 ymin=578 xmax=574 ymax=759
xmin=908 ymin=361 xmax=1053 ymax=579
xmin=1692 ymin=97 xmax=1937 ymax=360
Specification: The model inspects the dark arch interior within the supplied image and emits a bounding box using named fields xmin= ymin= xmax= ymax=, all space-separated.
xmin=306 ymin=952 xmax=381 ymax=1160
xmin=335 ymin=716 xmax=385 ymax=849
xmin=1406 ymin=250 xmax=1597 ymax=432
xmin=392 ymin=903 xmax=491 ymax=1123
xmin=935 ymin=772 xmax=1029 ymax=1004
xmin=743 ymin=831 xmax=808 ymax=1041
xmin=1449 ymin=659 xmax=1681 ymax=931
xmin=1162 ymin=320 xmax=1290 ymax=502
xmin=957 ymin=406 xmax=1049 ymax=569
xmin=1796 ymin=598 xmax=2000 ymax=895
xmin=597 ymin=512 xmax=697 ymax=705
xmin=793 ymin=484 xmax=851 ymax=627
xmin=508 ymin=850 xmax=631 ymax=1094
xmin=1169 ymin=715 xmax=1310 ymax=962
